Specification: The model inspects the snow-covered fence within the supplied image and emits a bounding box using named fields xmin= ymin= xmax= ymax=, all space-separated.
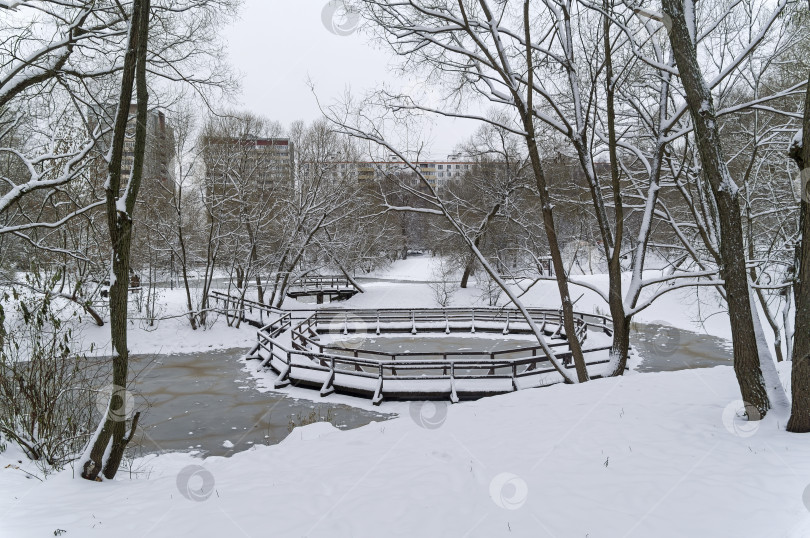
xmin=209 ymin=291 xmax=285 ymax=328
xmin=248 ymin=307 xmax=615 ymax=404
xmin=286 ymin=275 xmax=362 ymax=302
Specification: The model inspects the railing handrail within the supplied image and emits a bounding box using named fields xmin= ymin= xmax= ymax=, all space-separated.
xmin=307 ymin=308 xmax=609 ymax=334
xmin=209 ymin=290 xmax=286 ymax=316
xmin=310 ymin=306 xmax=611 ymax=323
xmin=262 ymin=325 xmax=611 ymax=369
xmin=271 ymin=307 xmax=612 ymax=367
xmin=289 ymin=275 xmax=354 ymax=287
xmin=247 ymin=304 xmax=614 ymax=403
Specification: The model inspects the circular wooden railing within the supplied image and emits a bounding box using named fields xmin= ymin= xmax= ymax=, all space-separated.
xmin=246 ymin=306 xmax=614 ymax=404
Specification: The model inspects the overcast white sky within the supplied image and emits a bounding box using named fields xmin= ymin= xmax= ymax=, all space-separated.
xmin=221 ymin=0 xmax=472 ymax=159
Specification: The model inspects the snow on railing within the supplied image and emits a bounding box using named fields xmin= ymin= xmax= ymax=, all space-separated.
xmin=209 ymin=290 xmax=285 ymax=328
xmin=247 ymin=306 xmax=614 ymax=404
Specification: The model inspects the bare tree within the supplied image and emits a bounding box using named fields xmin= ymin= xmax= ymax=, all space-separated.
xmin=662 ymin=0 xmax=774 ymax=419
xmin=786 ymin=0 xmax=810 ymax=433
xmin=80 ymin=0 xmax=151 ymax=481
xmin=0 ymin=1 xmax=126 ymax=242
xmin=355 ymin=0 xmax=602 ymax=381
xmin=445 ymin=119 xmax=536 ymax=290
xmin=80 ymin=0 xmax=239 ymax=480
xmin=266 ymin=120 xmax=364 ymax=308
xmin=144 ymin=104 xmax=205 ymax=329
xmin=325 ymin=101 xmax=582 ymax=383
xmin=200 ymin=111 xmax=289 ymax=321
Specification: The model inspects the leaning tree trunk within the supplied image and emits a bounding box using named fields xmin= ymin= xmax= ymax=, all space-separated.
xmin=663 ymin=0 xmax=769 ymax=419
xmin=459 ymin=255 xmax=475 ymax=289
xmin=787 ymin=42 xmax=810 ymax=432
xmin=461 ymin=203 xmax=500 ymax=289
xmin=81 ymin=0 xmax=150 ymax=481
xmin=518 ymin=0 xmax=588 ymax=382
xmin=522 ymin=123 xmax=589 ymax=383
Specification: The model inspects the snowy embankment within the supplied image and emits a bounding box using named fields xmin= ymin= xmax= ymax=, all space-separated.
xmin=1 ymin=365 xmax=808 ymax=537
xmin=76 ymin=287 xmax=257 ymax=356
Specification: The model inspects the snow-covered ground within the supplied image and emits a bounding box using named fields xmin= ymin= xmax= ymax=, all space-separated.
xmin=2 ymin=365 xmax=808 ymax=537
xmin=1 ymin=257 xmax=807 ymax=537
xmin=77 ymin=287 xmax=257 ymax=356
xmin=320 ymin=256 xmax=734 ymax=339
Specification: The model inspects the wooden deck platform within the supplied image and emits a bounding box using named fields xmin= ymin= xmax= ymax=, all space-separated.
xmin=241 ymin=306 xmax=614 ymax=405
xmin=285 ymin=276 xmax=361 ymax=303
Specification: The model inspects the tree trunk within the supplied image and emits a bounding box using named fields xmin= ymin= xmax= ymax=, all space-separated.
xmin=663 ymin=0 xmax=769 ymax=418
xmin=176 ymin=189 xmax=197 ymax=330
xmin=0 ymin=303 xmax=5 ymax=351
xmin=179 ymin=239 xmax=197 ymax=330
xmin=198 ymin=215 xmax=219 ymax=327
xmin=603 ymin=0 xmax=632 ymax=377
xmin=460 ymin=255 xmax=474 ymax=289
xmin=461 ymin=203 xmax=500 ymax=289
xmin=519 ymin=0 xmax=588 ymax=382
xmin=81 ymin=0 xmax=150 ymax=481
xmin=787 ymin=44 xmax=810 ymax=431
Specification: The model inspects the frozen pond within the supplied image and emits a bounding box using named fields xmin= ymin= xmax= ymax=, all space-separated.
xmin=631 ymin=322 xmax=732 ymax=372
xmin=127 ymin=349 xmax=391 ymax=458
xmin=325 ymin=323 xmax=733 ymax=373
xmin=324 ymin=334 xmax=546 ymax=358
xmin=124 ymin=323 xmax=730 ymax=458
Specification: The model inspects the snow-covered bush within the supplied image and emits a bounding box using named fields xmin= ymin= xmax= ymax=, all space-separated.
xmin=0 ymin=283 xmax=100 ymax=473
xmin=429 ymin=257 xmax=457 ymax=307
xmin=478 ymin=271 xmax=503 ymax=306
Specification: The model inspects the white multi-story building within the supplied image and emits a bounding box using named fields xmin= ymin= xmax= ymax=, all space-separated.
xmin=300 ymin=157 xmax=474 ymax=190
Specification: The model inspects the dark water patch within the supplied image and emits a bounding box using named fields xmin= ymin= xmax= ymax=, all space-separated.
xmin=118 ymin=324 xmax=730 ymax=458
xmin=126 ymin=349 xmax=391 ymax=458
xmin=630 ymin=323 xmax=732 ymax=372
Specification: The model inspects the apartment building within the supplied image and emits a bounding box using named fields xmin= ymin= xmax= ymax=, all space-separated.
xmin=201 ymin=135 xmax=295 ymax=219
xmin=88 ymin=104 xmax=175 ymax=202
xmin=327 ymin=157 xmax=476 ymax=190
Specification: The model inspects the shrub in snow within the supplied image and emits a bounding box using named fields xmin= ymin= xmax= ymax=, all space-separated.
xmin=287 ymin=408 xmax=337 ymax=433
xmin=0 ymin=280 xmax=101 ymax=473
xmin=478 ymin=271 xmax=503 ymax=306
xmin=429 ymin=257 xmax=457 ymax=307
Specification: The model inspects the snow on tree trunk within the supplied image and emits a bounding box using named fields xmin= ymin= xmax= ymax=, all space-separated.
xmin=787 ymin=50 xmax=810 ymax=432
xmin=663 ymin=0 xmax=770 ymax=419
xmin=80 ymin=0 xmax=150 ymax=481
xmin=749 ymin=290 xmax=790 ymax=415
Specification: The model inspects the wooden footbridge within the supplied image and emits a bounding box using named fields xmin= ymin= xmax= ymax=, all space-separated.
xmin=238 ymin=304 xmax=615 ymax=405
xmin=286 ymin=275 xmax=361 ymax=303
xmin=209 ymin=290 xmax=287 ymax=328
